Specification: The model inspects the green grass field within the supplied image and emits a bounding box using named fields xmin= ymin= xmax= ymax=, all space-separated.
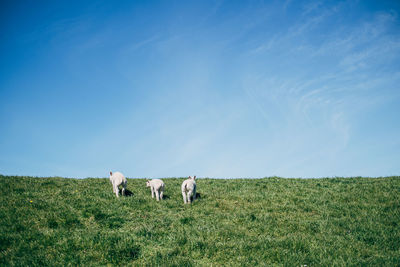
xmin=0 ymin=175 xmax=399 ymax=266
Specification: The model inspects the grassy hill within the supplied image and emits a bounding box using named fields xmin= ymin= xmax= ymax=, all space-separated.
xmin=0 ymin=175 xmax=399 ymax=266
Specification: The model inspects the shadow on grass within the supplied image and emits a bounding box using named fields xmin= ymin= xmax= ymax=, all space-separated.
xmin=186 ymin=192 xmax=202 ymax=203
xmin=147 ymin=194 xmax=170 ymax=200
xmin=118 ymin=188 xmax=133 ymax=197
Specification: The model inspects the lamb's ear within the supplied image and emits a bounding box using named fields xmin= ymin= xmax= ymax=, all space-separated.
xmin=110 ymin=171 xmax=113 ymax=176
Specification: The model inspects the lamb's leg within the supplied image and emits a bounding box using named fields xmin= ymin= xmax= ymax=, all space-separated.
xmin=160 ymin=189 xmax=164 ymax=200
xmin=115 ymin=185 xmax=119 ymax=197
xmin=156 ymin=189 xmax=160 ymax=201
xmin=187 ymin=190 xmax=193 ymax=204
xmin=122 ymin=182 xmax=126 ymax=196
xmin=151 ymin=187 xmax=155 ymax=198
xmin=182 ymin=190 xmax=187 ymax=204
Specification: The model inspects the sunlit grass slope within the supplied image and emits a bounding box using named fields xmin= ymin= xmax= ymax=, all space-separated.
xmin=0 ymin=175 xmax=399 ymax=266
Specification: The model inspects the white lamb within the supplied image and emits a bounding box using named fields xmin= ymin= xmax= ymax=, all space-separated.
xmin=146 ymin=179 xmax=165 ymax=201
xmin=181 ymin=176 xmax=197 ymax=204
xmin=109 ymin=171 xmax=127 ymax=197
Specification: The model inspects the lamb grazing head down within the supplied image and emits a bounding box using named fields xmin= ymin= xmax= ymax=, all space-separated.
xmin=109 ymin=171 xmax=127 ymax=198
xmin=146 ymin=179 xmax=165 ymax=201
xmin=181 ymin=176 xmax=197 ymax=204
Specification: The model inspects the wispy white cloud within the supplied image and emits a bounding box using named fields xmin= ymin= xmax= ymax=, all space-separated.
xmin=236 ymin=2 xmax=400 ymax=177
xmin=282 ymin=0 xmax=293 ymax=11
xmin=288 ymin=1 xmax=341 ymax=37
xmin=301 ymin=1 xmax=323 ymax=16
xmin=127 ymin=34 xmax=163 ymax=51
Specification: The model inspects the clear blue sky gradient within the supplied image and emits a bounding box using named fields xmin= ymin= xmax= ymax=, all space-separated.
xmin=1 ymin=0 xmax=400 ymax=178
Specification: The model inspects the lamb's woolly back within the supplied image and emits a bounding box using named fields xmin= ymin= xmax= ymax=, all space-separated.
xmin=110 ymin=171 xmax=126 ymax=185
xmin=148 ymin=179 xmax=165 ymax=190
xmin=181 ymin=176 xmax=197 ymax=204
xmin=146 ymin=179 xmax=165 ymax=201
xmin=109 ymin=171 xmax=127 ymax=197
xmin=182 ymin=176 xmax=196 ymax=190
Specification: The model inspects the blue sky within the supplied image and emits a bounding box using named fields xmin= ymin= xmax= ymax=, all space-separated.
xmin=1 ymin=0 xmax=399 ymax=178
